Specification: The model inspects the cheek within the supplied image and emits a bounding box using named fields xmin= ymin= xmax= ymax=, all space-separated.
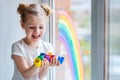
xmin=25 ymin=29 xmax=33 ymax=36
xmin=43 ymin=28 xmax=46 ymax=32
xmin=41 ymin=29 xmax=45 ymax=34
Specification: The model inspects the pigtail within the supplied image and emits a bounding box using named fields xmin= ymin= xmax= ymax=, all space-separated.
xmin=17 ymin=3 xmax=29 ymax=15
xmin=41 ymin=3 xmax=52 ymax=16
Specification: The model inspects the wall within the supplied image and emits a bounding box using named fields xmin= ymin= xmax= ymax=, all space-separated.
xmin=0 ymin=0 xmax=41 ymax=79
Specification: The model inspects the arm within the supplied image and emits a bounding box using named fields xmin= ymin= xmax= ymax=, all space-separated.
xmin=39 ymin=58 xmax=49 ymax=79
xmin=12 ymin=55 xmax=39 ymax=79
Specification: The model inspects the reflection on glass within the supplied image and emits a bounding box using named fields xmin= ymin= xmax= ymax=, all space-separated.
xmin=109 ymin=0 xmax=120 ymax=80
xmin=55 ymin=0 xmax=91 ymax=80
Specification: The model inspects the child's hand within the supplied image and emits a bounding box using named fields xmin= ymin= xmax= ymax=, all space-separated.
xmin=49 ymin=57 xmax=60 ymax=66
xmin=39 ymin=58 xmax=49 ymax=79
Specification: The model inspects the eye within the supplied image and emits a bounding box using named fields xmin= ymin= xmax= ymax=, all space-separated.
xmin=29 ymin=26 xmax=35 ymax=29
xmin=39 ymin=26 xmax=43 ymax=29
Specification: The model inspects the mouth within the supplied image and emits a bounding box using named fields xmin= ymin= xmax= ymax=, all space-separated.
xmin=32 ymin=35 xmax=40 ymax=40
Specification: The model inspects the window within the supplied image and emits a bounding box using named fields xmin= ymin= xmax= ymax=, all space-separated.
xmin=54 ymin=0 xmax=91 ymax=80
xmin=109 ymin=0 xmax=120 ymax=80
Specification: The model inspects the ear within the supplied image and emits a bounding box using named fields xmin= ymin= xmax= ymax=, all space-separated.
xmin=20 ymin=20 xmax=25 ymax=29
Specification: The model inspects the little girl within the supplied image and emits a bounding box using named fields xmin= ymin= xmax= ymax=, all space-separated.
xmin=11 ymin=3 xmax=59 ymax=80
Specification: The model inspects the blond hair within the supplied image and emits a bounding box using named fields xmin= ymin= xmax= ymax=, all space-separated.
xmin=17 ymin=3 xmax=52 ymax=23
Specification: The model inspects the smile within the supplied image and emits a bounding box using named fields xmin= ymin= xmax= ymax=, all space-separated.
xmin=32 ymin=35 xmax=40 ymax=39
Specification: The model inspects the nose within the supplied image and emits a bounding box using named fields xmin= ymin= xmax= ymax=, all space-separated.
xmin=34 ymin=27 xmax=40 ymax=33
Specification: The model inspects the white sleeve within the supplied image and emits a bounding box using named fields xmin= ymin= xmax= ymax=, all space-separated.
xmin=11 ymin=43 xmax=25 ymax=57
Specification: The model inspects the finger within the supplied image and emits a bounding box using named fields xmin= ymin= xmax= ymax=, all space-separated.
xmin=42 ymin=59 xmax=46 ymax=67
xmin=53 ymin=57 xmax=57 ymax=66
xmin=57 ymin=60 xmax=60 ymax=66
xmin=51 ymin=57 xmax=57 ymax=66
xmin=49 ymin=61 xmax=52 ymax=66
xmin=50 ymin=58 xmax=53 ymax=66
xmin=45 ymin=59 xmax=49 ymax=66
xmin=43 ymin=58 xmax=49 ymax=67
xmin=41 ymin=61 xmax=44 ymax=67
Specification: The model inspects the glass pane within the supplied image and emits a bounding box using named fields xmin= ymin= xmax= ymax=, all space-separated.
xmin=109 ymin=0 xmax=120 ymax=80
xmin=54 ymin=0 xmax=91 ymax=80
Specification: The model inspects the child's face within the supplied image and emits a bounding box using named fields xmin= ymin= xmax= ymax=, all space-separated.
xmin=21 ymin=14 xmax=46 ymax=43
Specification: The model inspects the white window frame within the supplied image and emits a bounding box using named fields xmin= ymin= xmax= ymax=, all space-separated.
xmin=41 ymin=0 xmax=55 ymax=80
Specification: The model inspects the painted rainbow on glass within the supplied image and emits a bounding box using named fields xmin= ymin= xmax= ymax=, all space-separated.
xmin=58 ymin=11 xmax=84 ymax=80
